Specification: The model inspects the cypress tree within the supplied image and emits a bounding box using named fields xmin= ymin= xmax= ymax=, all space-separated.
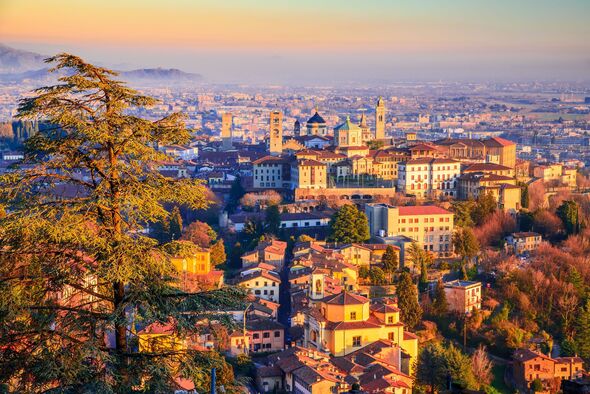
xmin=575 ymin=299 xmax=590 ymax=359
xmin=169 ymin=206 xmax=183 ymax=240
xmin=432 ymin=279 xmax=448 ymax=316
xmin=397 ymin=271 xmax=423 ymax=329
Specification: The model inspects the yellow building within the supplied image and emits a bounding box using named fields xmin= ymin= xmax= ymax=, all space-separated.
xmin=303 ymin=293 xmax=418 ymax=373
xmin=334 ymin=116 xmax=363 ymax=148
xmin=138 ymin=321 xmax=184 ymax=353
xmin=482 ymin=137 xmax=516 ymax=168
xmin=170 ymin=248 xmax=212 ymax=275
xmin=292 ymin=159 xmax=327 ymax=189
xmin=532 ymin=163 xmax=577 ymax=189
xmin=457 ymin=173 xmax=521 ymax=212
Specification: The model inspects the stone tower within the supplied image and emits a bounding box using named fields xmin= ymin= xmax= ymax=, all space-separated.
xmin=221 ymin=112 xmax=233 ymax=151
xmin=375 ymin=96 xmax=386 ymax=140
xmin=269 ymin=110 xmax=283 ymax=155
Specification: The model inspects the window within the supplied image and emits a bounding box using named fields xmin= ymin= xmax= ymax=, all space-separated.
xmin=253 ymin=333 xmax=259 ymax=339
xmin=274 ymin=331 xmax=281 ymax=337
xmin=350 ymin=312 xmax=357 ymax=320
xmin=388 ymin=332 xmax=395 ymax=341
xmin=387 ymin=316 xmax=394 ymax=324
xmin=263 ymin=332 xmax=270 ymax=338
xmin=255 ymin=290 xmax=261 ymax=295
xmin=352 ymin=336 xmax=361 ymax=347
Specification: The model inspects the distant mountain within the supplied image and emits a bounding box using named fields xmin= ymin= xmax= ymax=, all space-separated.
xmin=0 ymin=44 xmax=46 ymax=73
xmin=120 ymin=68 xmax=202 ymax=82
xmin=0 ymin=44 xmax=203 ymax=83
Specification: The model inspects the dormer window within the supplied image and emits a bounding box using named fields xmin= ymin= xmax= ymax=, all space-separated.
xmin=350 ymin=312 xmax=357 ymax=320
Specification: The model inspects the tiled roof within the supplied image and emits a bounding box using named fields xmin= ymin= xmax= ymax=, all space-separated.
xmin=322 ymin=292 xmax=369 ymax=305
xmin=484 ymin=136 xmax=516 ymax=147
xmin=464 ymin=163 xmax=512 ymax=172
xmin=398 ymin=205 xmax=452 ymax=216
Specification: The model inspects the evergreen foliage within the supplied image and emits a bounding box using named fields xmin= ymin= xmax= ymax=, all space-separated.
xmin=574 ymin=298 xmax=590 ymax=359
xmin=396 ymin=272 xmax=422 ymax=329
xmin=432 ymin=279 xmax=448 ymax=316
xmin=264 ymin=204 xmax=281 ymax=236
xmin=557 ymin=200 xmax=579 ymax=235
xmin=381 ymin=245 xmax=399 ymax=277
xmin=0 ymin=54 xmax=246 ymax=392
xmin=327 ymin=204 xmax=370 ymax=244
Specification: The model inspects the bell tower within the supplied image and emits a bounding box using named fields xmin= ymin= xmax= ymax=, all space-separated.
xmin=221 ymin=112 xmax=233 ymax=151
xmin=269 ymin=110 xmax=283 ymax=155
xmin=375 ymin=96 xmax=386 ymax=140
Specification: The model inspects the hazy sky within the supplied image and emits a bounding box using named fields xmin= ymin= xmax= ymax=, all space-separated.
xmin=1 ymin=0 xmax=589 ymax=84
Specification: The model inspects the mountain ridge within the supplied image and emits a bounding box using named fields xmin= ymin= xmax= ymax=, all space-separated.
xmin=0 ymin=44 xmax=203 ymax=82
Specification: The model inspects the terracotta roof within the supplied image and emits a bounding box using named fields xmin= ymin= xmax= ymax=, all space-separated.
xmin=370 ymin=303 xmax=400 ymax=313
xmin=322 ymin=291 xmax=369 ymax=305
xmin=252 ymin=155 xmax=290 ymax=165
xmin=236 ymin=269 xmax=281 ymax=284
xmin=513 ymin=348 xmax=553 ymax=363
xmin=510 ymin=232 xmax=541 ymax=238
xmin=409 ymin=143 xmax=437 ymax=151
xmin=138 ymin=321 xmax=175 ymax=335
xmin=464 ymin=163 xmax=512 ymax=172
xmin=257 ymin=365 xmax=283 ymax=378
xmin=555 ymin=356 xmax=584 ymax=364
xmin=398 ymin=205 xmax=452 ymax=216
xmin=484 ymin=136 xmax=516 ymax=147
xmin=246 ymin=318 xmax=285 ymax=331
xmin=298 ymin=159 xmax=326 ymax=167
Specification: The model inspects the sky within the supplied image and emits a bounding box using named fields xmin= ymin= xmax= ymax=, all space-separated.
xmin=1 ymin=0 xmax=589 ymax=84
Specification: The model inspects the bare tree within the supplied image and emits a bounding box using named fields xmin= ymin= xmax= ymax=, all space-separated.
xmin=471 ymin=345 xmax=493 ymax=388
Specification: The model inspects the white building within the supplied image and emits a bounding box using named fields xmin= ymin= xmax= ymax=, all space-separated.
xmin=252 ymin=156 xmax=291 ymax=189
xmin=236 ymin=266 xmax=281 ymax=303
xmin=397 ymin=158 xmax=461 ymax=198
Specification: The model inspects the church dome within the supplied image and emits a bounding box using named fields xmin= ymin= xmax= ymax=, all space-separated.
xmin=307 ymin=111 xmax=326 ymax=125
xmin=334 ymin=116 xmax=361 ymax=132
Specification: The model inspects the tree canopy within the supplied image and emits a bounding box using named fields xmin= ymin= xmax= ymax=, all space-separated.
xmin=0 ymin=54 xmax=245 ymax=392
xmin=557 ymin=200 xmax=579 ymax=235
xmin=396 ymin=271 xmax=422 ymax=329
xmin=327 ymin=204 xmax=370 ymax=244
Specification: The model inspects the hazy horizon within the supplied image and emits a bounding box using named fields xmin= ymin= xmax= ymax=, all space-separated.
xmin=2 ymin=0 xmax=589 ymax=85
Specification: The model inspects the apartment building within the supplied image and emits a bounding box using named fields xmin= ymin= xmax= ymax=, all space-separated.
xmin=532 ymin=163 xmax=577 ymax=188
xmin=365 ymin=203 xmax=454 ymax=256
xmin=252 ymin=156 xmax=291 ymax=189
xmin=433 ymin=137 xmax=517 ymax=168
xmin=291 ymin=159 xmax=327 ymax=189
xmin=505 ymin=232 xmax=543 ymax=255
xmin=457 ymin=172 xmax=522 ymax=211
xmin=235 ymin=263 xmax=281 ymax=302
xmin=397 ymin=158 xmax=461 ymax=198
xmin=443 ymin=280 xmax=482 ymax=313
xmin=513 ymin=349 xmax=584 ymax=392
